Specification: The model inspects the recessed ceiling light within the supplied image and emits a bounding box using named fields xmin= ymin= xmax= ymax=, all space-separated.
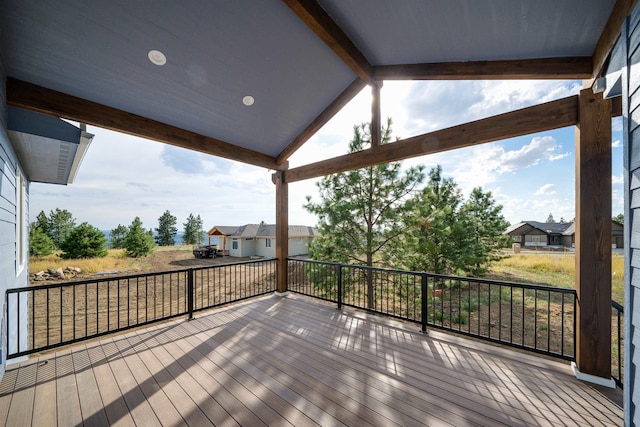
xmin=148 ymin=49 xmax=167 ymax=66
xmin=242 ymin=96 xmax=255 ymax=106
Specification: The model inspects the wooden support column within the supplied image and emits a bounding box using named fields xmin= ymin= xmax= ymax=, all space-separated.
xmin=273 ymin=170 xmax=289 ymax=293
xmin=575 ymin=88 xmax=612 ymax=380
xmin=371 ymin=81 xmax=382 ymax=147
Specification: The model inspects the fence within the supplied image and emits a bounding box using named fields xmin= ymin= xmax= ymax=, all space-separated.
xmin=288 ymin=258 xmax=577 ymax=360
xmin=6 ymin=258 xmax=276 ymax=358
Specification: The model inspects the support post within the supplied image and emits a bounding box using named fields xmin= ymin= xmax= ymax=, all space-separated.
xmin=371 ymin=81 xmax=382 ymax=147
xmin=574 ymin=88 xmax=612 ymax=381
xmin=273 ymin=170 xmax=289 ymax=293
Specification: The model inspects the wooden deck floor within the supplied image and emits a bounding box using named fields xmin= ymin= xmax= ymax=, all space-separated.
xmin=0 ymin=293 xmax=623 ymax=426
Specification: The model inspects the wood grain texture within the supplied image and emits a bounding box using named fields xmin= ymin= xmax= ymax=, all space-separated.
xmin=285 ymin=95 xmax=580 ymax=183
xmin=374 ymin=57 xmax=593 ymax=80
xmin=575 ymin=89 xmax=612 ymax=378
xmin=274 ymin=170 xmax=289 ymax=293
xmin=0 ymin=295 xmax=623 ymax=426
xmin=592 ymin=0 xmax=638 ymax=78
xmin=6 ymin=78 xmax=281 ymax=170
xmin=282 ymin=0 xmax=373 ymax=82
xmin=276 ymin=78 xmax=366 ymax=165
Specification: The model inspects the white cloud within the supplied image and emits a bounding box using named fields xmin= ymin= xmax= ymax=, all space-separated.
xmin=612 ymin=140 xmax=622 ymax=148
xmin=612 ymin=175 xmax=624 ymax=185
xmin=534 ymin=184 xmax=556 ymax=196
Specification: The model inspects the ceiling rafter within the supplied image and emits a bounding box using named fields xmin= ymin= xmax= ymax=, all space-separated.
xmin=276 ymin=78 xmax=366 ymax=165
xmin=282 ymin=0 xmax=373 ymax=82
xmin=374 ymin=57 xmax=593 ymax=80
xmin=6 ymin=78 xmax=281 ymax=170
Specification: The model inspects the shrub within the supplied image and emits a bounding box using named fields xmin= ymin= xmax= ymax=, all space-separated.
xmin=29 ymin=224 xmax=55 ymax=257
xmin=60 ymin=222 xmax=108 ymax=259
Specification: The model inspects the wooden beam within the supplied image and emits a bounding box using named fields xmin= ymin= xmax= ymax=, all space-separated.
xmin=272 ymin=170 xmax=289 ymax=293
xmin=370 ymin=82 xmax=382 ymax=147
xmin=285 ymin=95 xmax=580 ymax=183
xmin=6 ymin=78 xmax=281 ymax=170
xmin=592 ymin=0 xmax=637 ymax=79
xmin=574 ymin=88 xmax=612 ymax=379
xmin=374 ymin=57 xmax=593 ymax=80
xmin=282 ymin=0 xmax=373 ymax=82
xmin=276 ymin=78 xmax=366 ymax=165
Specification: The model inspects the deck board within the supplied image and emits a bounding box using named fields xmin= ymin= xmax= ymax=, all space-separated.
xmin=0 ymin=294 xmax=624 ymax=426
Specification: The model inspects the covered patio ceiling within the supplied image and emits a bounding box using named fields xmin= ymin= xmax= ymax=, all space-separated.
xmin=0 ymin=0 xmax=626 ymax=173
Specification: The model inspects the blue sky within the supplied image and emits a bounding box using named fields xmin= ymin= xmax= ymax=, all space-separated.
xmin=29 ymin=80 xmax=624 ymax=231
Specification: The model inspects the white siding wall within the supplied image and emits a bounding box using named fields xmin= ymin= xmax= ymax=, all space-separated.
xmin=256 ymin=238 xmax=275 ymax=258
xmin=0 ymin=52 xmax=30 ymax=379
xmin=289 ymin=237 xmax=311 ymax=256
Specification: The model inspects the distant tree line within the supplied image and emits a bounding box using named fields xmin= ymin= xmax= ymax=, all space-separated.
xmin=30 ymin=208 xmax=205 ymax=260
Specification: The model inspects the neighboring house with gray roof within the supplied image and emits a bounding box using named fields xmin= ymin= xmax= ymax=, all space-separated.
xmin=505 ymin=220 xmax=624 ymax=248
xmin=206 ymin=224 xmax=318 ymax=257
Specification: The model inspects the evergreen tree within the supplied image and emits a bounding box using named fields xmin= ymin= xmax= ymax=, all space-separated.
xmin=109 ymin=224 xmax=128 ymax=249
xmin=29 ymin=223 xmax=55 ymax=257
xmin=613 ymin=213 xmax=624 ymax=224
xmin=124 ymin=217 xmax=155 ymax=257
xmin=396 ymin=167 xmax=510 ymax=276
xmin=60 ymin=222 xmax=108 ymax=259
xmin=395 ymin=165 xmax=465 ymax=275
xmin=458 ymin=187 xmax=510 ymax=276
xmin=183 ymin=213 xmax=204 ymax=245
xmin=34 ymin=211 xmax=50 ymax=236
xmin=546 ymin=212 xmax=555 ymax=223
xmin=155 ymin=210 xmax=178 ymax=246
xmin=47 ymin=208 xmax=76 ymax=248
xmin=304 ymin=120 xmax=424 ymax=307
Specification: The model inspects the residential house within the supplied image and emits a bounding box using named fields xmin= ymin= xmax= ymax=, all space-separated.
xmin=505 ymin=220 xmax=625 ymax=249
xmin=207 ymin=224 xmax=318 ymax=258
xmin=504 ymin=221 xmax=573 ymax=247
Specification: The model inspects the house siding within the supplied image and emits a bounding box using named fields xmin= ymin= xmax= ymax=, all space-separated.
xmin=624 ymin=4 xmax=640 ymax=424
xmin=0 ymin=51 xmax=29 ymax=380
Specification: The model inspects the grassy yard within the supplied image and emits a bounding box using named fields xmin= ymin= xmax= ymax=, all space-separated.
xmin=487 ymin=250 xmax=624 ymax=304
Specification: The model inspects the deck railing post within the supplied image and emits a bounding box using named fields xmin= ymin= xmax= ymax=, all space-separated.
xmin=187 ymin=269 xmax=194 ymax=320
xmin=421 ymin=273 xmax=428 ymax=333
xmin=337 ymin=265 xmax=343 ymax=310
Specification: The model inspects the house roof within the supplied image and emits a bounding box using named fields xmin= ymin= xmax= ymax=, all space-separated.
xmin=208 ymin=224 xmax=318 ymax=238
xmin=1 ymin=1 xmax=620 ymax=170
xmin=504 ymin=221 xmax=573 ymax=236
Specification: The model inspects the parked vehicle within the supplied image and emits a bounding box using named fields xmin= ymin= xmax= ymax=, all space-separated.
xmin=193 ymin=245 xmax=222 ymax=258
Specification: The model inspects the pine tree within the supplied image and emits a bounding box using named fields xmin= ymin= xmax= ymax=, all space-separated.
xmin=29 ymin=223 xmax=55 ymax=257
xmin=183 ymin=213 xmax=204 ymax=245
xmin=304 ymin=119 xmax=424 ymax=307
xmin=124 ymin=217 xmax=155 ymax=257
xmin=60 ymin=222 xmax=108 ymax=259
xmin=155 ymin=210 xmax=178 ymax=246
xmin=109 ymin=224 xmax=129 ymax=249
xmin=47 ymin=208 xmax=76 ymax=249
xmin=546 ymin=212 xmax=555 ymax=223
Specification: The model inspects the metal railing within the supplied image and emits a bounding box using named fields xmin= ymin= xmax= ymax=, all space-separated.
xmin=612 ymin=300 xmax=624 ymax=388
xmin=6 ymin=258 xmax=276 ymax=358
xmin=288 ymin=258 xmax=577 ymax=360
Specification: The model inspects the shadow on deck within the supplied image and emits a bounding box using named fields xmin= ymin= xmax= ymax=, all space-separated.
xmin=0 ymin=294 xmax=623 ymax=426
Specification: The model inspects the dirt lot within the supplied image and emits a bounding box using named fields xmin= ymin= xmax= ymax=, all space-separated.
xmin=143 ymin=248 xmax=253 ymax=272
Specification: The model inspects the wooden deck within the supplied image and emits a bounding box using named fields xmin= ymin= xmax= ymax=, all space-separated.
xmin=0 ymin=293 xmax=623 ymax=426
